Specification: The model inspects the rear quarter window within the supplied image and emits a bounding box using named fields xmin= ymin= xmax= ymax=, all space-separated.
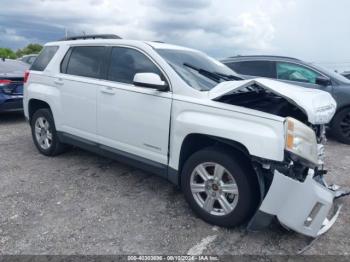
xmin=225 ymin=60 xmax=276 ymax=78
xmin=30 ymin=46 xmax=58 ymax=71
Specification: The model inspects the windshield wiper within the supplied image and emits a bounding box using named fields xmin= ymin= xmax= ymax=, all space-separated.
xmin=183 ymin=63 xmax=243 ymax=82
xmin=183 ymin=63 xmax=221 ymax=82
xmin=214 ymin=72 xmax=243 ymax=81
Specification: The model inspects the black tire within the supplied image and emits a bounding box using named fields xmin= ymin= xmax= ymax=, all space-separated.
xmin=330 ymin=108 xmax=350 ymax=144
xmin=181 ymin=147 xmax=259 ymax=227
xmin=30 ymin=108 xmax=68 ymax=156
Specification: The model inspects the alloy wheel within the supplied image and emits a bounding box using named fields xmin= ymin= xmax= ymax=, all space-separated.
xmin=34 ymin=116 xmax=53 ymax=150
xmin=190 ymin=162 xmax=239 ymax=216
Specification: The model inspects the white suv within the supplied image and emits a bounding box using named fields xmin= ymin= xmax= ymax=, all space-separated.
xmin=24 ymin=35 xmax=342 ymax=237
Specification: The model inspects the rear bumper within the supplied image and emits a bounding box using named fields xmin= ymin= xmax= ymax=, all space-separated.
xmin=0 ymin=97 xmax=23 ymax=112
xmin=250 ymin=169 xmax=343 ymax=238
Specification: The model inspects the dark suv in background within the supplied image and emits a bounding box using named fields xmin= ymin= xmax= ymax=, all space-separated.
xmin=222 ymin=55 xmax=350 ymax=144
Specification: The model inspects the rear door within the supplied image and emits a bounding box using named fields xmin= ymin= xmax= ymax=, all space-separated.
xmin=58 ymin=46 xmax=108 ymax=141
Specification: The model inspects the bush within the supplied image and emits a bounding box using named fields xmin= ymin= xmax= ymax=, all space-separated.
xmin=0 ymin=48 xmax=17 ymax=59
xmin=0 ymin=44 xmax=43 ymax=59
xmin=16 ymin=44 xmax=43 ymax=58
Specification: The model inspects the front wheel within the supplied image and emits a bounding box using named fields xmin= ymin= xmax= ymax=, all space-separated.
xmin=181 ymin=147 xmax=259 ymax=227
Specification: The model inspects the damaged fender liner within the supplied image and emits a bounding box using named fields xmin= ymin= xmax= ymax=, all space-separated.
xmin=248 ymin=169 xmax=341 ymax=238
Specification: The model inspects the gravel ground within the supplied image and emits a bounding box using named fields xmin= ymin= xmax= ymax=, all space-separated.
xmin=0 ymin=112 xmax=349 ymax=255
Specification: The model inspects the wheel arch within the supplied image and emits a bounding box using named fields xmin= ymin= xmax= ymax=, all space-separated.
xmin=176 ymin=133 xmax=255 ymax=187
xmin=28 ymin=99 xmax=51 ymax=122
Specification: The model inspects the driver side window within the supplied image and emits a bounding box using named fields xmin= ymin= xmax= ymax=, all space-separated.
xmin=108 ymin=47 xmax=163 ymax=85
xmin=276 ymin=62 xmax=321 ymax=84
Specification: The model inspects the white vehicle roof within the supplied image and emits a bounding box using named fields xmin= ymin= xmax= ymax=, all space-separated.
xmin=146 ymin=41 xmax=197 ymax=52
xmin=45 ymin=39 xmax=197 ymax=52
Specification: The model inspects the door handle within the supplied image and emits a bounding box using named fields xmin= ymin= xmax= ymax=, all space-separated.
xmin=101 ymin=87 xmax=115 ymax=95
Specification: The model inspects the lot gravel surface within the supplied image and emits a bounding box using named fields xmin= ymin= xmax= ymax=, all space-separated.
xmin=0 ymin=112 xmax=349 ymax=255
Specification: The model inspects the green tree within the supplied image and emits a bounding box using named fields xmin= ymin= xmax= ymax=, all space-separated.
xmin=16 ymin=43 xmax=43 ymax=58
xmin=0 ymin=48 xmax=16 ymax=59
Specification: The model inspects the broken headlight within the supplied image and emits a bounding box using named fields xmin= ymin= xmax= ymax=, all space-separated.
xmin=285 ymin=117 xmax=318 ymax=166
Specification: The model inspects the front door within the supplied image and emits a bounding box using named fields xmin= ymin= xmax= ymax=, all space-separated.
xmin=97 ymin=46 xmax=172 ymax=167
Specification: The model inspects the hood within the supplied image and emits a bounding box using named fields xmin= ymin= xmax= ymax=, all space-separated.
xmin=208 ymin=78 xmax=337 ymax=125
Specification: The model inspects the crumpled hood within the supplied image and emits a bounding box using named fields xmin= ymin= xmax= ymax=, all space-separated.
xmin=208 ymin=78 xmax=337 ymax=125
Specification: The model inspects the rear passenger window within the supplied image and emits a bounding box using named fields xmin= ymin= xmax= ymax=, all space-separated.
xmin=30 ymin=46 xmax=58 ymax=71
xmin=108 ymin=47 xmax=163 ymax=84
xmin=226 ymin=61 xmax=276 ymax=78
xmin=65 ymin=46 xmax=106 ymax=78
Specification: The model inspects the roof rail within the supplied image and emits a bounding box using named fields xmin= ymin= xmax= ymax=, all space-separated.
xmin=59 ymin=34 xmax=122 ymax=41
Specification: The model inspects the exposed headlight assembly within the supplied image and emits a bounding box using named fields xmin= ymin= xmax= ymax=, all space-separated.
xmin=285 ymin=117 xmax=318 ymax=166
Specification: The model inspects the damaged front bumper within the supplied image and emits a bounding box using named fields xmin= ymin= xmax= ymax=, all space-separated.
xmin=249 ymin=169 xmax=345 ymax=238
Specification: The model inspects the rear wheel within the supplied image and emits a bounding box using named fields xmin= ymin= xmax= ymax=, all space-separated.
xmin=181 ymin=147 xmax=259 ymax=227
xmin=31 ymin=109 xmax=67 ymax=156
xmin=331 ymin=108 xmax=350 ymax=144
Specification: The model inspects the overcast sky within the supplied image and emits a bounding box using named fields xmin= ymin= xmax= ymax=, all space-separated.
xmin=1 ymin=0 xmax=350 ymax=70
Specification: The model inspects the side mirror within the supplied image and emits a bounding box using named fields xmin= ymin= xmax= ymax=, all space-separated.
xmin=133 ymin=73 xmax=168 ymax=91
xmin=315 ymin=76 xmax=331 ymax=86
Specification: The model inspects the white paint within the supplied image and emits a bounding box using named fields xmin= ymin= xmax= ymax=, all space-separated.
xmin=259 ymin=169 xmax=337 ymax=238
xmin=187 ymin=235 xmax=217 ymax=256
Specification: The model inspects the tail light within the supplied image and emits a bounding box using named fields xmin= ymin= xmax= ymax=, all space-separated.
xmin=0 ymin=79 xmax=12 ymax=86
xmin=0 ymin=79 xmax=13 ymax=94
xmin=24 ymin=70 xmax=30 ymax=83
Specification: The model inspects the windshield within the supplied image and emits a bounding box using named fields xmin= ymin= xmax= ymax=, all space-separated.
xmin=156 ymin=48 xmax=239 ymax=91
